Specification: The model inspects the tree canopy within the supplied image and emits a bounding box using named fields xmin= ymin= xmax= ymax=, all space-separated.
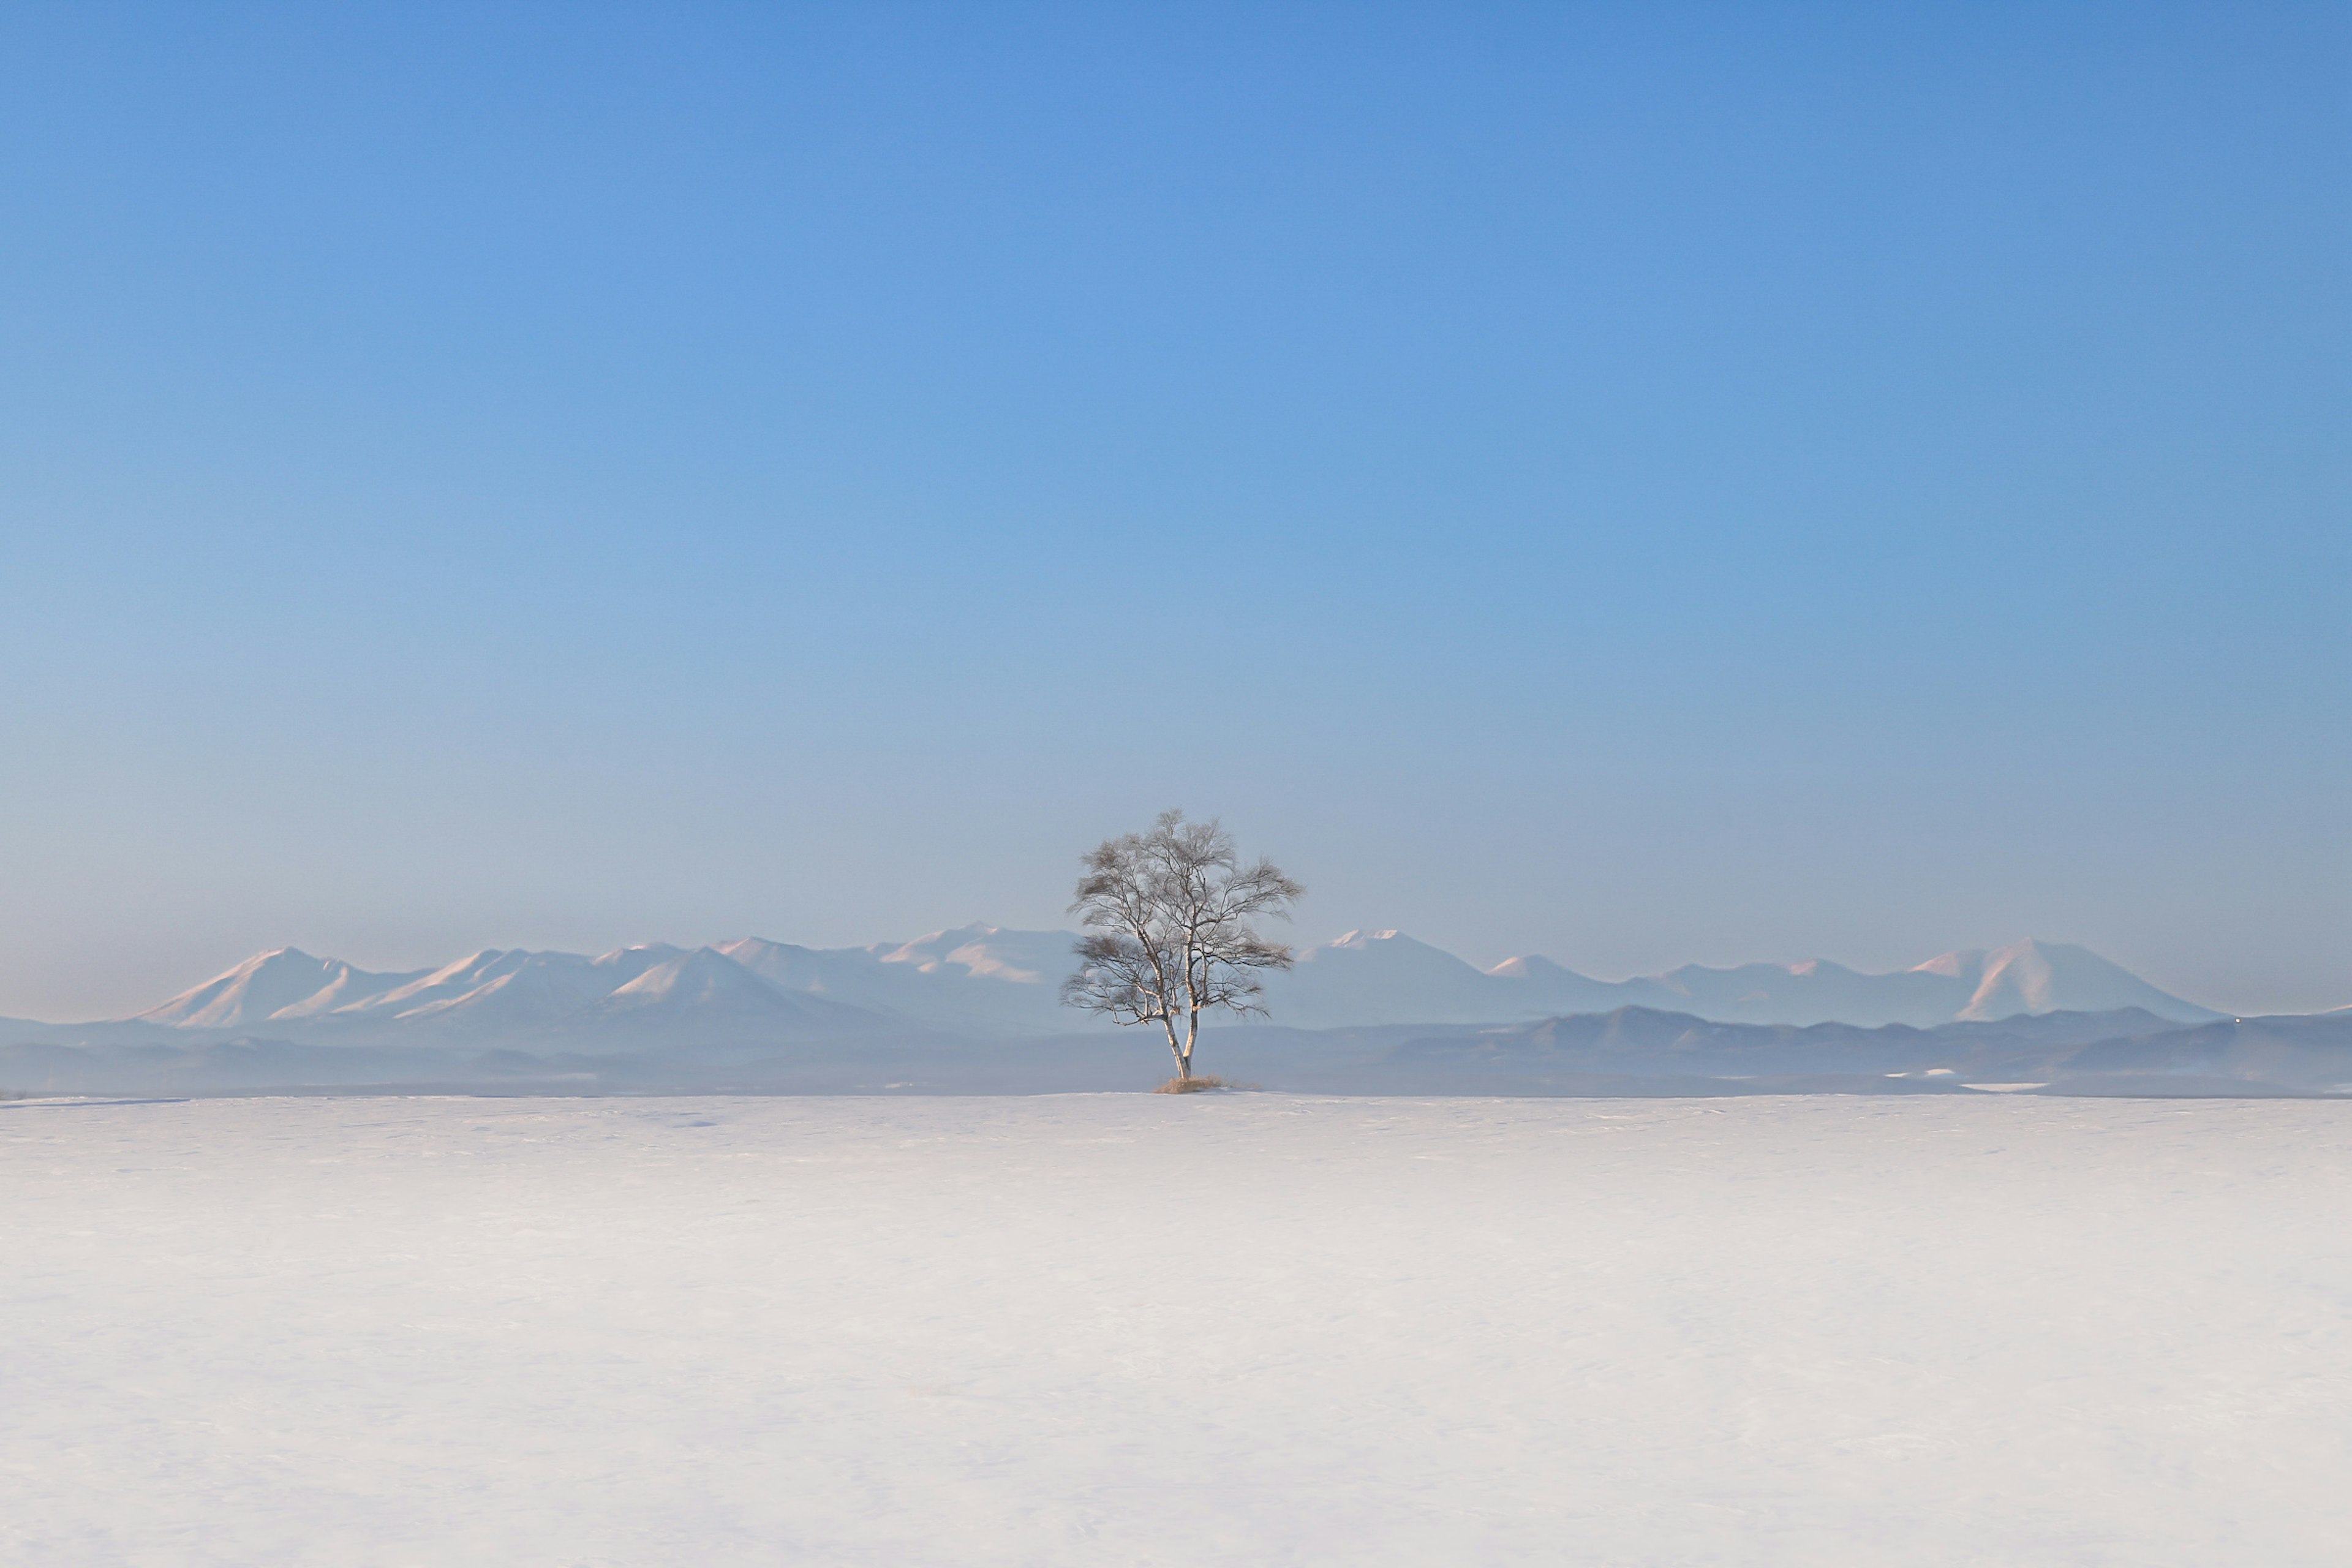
xmin=1061 ymin=810 xmax=1303 ymax=1084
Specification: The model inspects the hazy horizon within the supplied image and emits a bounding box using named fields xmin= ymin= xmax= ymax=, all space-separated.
xmin=5 ymin=4 xmax=2345 ymax=1020
xmin=11 ymin=920 xmax=2320 ymax=1029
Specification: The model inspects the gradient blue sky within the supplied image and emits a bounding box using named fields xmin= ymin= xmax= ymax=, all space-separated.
xmin=3 ymin=1 xmax=2345 ymax=1020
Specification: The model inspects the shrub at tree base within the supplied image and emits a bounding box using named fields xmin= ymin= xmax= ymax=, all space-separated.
xmin=1154 ymin=1075 xmax=1230 ymax=1094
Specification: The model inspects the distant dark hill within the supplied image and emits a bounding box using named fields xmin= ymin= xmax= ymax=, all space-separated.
xmin=1343 ymin=1006 xmax=2351 ymax=1096
xmin=2000 ymin=1013 xmax=2352 ymax=1093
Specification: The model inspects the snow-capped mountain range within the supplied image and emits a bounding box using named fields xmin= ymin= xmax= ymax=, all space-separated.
xmin=20 ymin=928 xmax=2225 ymax=1048
xmin=1280 ymin=930 xmax=2221 ymax=1029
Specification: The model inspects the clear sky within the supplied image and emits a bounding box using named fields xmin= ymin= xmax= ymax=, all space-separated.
xmin=2 ymin=2 xmax=2345 ymax=1021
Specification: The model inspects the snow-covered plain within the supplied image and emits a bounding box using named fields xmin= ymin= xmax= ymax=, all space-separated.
xmin=5 ymin=1094 xmax=2346 ymax=1566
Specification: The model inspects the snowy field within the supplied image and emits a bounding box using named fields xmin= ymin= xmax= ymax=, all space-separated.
xmin=5 ymin=1094 xmax=2347 ymax=1567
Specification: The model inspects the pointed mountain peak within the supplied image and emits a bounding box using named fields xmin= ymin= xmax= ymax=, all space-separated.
xmin=134 ymin=947 xmax=380 ymax=1028
xmin=1488 ymin=954 xmax=1578 ymax=979
xmin=872 ymin=926 xmax=1063 ymax=984
xmin=598 ymin=946 xmax=816 ymax=1014
xmin=236 ymin=946 xmax=320 ymax=971
xmin=1950 ymin=938 xmax=2219 ymax=1022
xmin=876 ymin=925 xmax=979 ymax=958
xmin=875 ymin=923 xmax=1005 ymax=957
xmin=587 ymin=943 xmax=687 ymax=989
xmin=1317 ymin=930 xmax=1473 ymax=957
xmin=717 ymin=936 xmax=815 ymax=959
xmin=608 ymin=946 xmax=751 ymax=993
xmin=1909 ymin=948 xmax=1986 ymax=979
xmin=595 ymin=942 xmax=685 ymax=964
xmin=1292 ymin=930 xmax=1488 ymax=979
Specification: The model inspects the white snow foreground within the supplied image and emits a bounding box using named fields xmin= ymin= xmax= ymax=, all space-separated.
xmin=4 ymin=1096 xmax=2345 ymax=1566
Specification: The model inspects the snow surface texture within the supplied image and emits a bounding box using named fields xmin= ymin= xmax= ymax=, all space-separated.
xmin=6 ymin=1094 xmax=2346 ymax=1566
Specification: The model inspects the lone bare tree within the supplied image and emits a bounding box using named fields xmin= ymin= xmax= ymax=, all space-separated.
xmin=1061 ymin=810 xmax=1304 ymax=1085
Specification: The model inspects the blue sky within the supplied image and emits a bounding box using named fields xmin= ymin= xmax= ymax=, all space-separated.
xmin=2 ymin=1 xmax=2345 ymax=1019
